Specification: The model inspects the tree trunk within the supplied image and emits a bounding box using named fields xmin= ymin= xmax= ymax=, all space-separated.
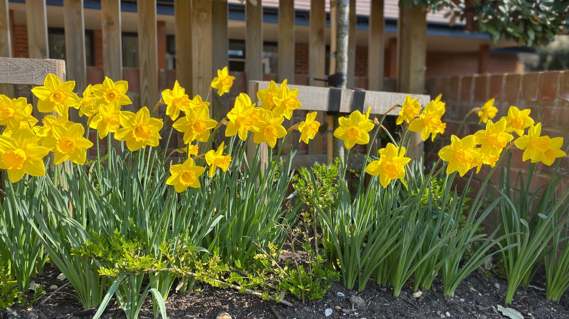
xmin=334 ymin=0 xmax=349 ymax=159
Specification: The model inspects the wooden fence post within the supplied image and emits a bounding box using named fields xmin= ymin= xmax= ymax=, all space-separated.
xmin=212 ymin=0 xmax=229 ymax=121
xmin=309 ymin=0 xmax=326 ymax=156
xmin=25 ymin=0 xmax=49 ymax=59
xmin=191 ymin=0 xmax=212 ymax=98
xmin=0 ymin=0 xmax=12 ymax=96
xmin=101 ymin=0 xmax=122 ymax=80
xmin=246 ymin=0 xmax=263 ymax=82
xmin=278 ymin=0 xmax=294 ymax=83
xmin=347 ymin=0 xmax=356 ymax=88
xmin=64 ymin=0 xmax=87 ymax=93
xmin=137 ymin=0 xmax=159 ymax=108
xmin=368 ymin=0 xmax=384 ymax=91
xmin=398 ymin=3 xmax=427 ymax=159
xmin=174 ymin=0 xmax=192 ymax=91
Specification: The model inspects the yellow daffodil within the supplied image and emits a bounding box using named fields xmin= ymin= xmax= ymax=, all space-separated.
xmin=298 ymin=111 xmax=320 ymax=144
xmin=42 ymin=123 xmax=93 ymax=165
xmin=211 ymin=66 xmax=235 ymax=96
xmin=474 ymin=118 xmax=513 ymax=167
xmin=225 ymin=93 xmax=259 ymax=141
xmin=505 ymin=106 xmax=534 ymax=136
xmin=477 ymin=98 xmax=498 ymax=123
xmin=333 ymin=109 xmax=375 ymax=150
xmin=36 ymin=115 xmax=70 ymax=139
xmin=166 ymin=158 xmax=206 ymax=192
xmin=89 ymin=103 xmax=122 ymax=138
xmin=257 ymin=80 xmax=280 ymax=111
xmin=31 ymin=73 xmax=80 ymax=116
xmin=0 ymin=95 xmax=37 ymax=130
xmin=273 ymin=80 xmax=301 ymax=120
xmin=365 ymin=143 xmax=411 ymax=188
xmin=438 ymin=135 xmax=482 ymax=176
xmin=408 ymin=95 xmax=446 ymax=141
xmin=115 ymin=107 xmax=163 ymax=152
xmin=205 ymin=142 xmax=232 ymax=177
xmin=173 ymin=107 xmax=217 ymax=144
xmin=514 ymin=123 xmax=566 ymax=165
xmin=187 ymin=144 xmax=199 ymax=157
xmin=396 ymin=96 xmax=421 ymax=125
xmin=78 ymin=84 xmax=101 ymax=118
xmin=252 ymin=109 xmax=287 ymax=148
xmin=0 ymin=127 xmax=50 ymax=183
xmin=187 ymin=95 xmax=210 ymax=113
xmin=98 ymin=77 xmax=132 ymax=107
xmin=162 ymin=80 xmax=190 ymax=121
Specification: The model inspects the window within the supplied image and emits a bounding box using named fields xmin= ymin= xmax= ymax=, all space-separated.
xmin=122 ymin=33 xmax=138 ymax=68
xmin=228 ymin=40 xmax=275 ymax=74
xmin=48 ymin=28 xmax=94 ymax=66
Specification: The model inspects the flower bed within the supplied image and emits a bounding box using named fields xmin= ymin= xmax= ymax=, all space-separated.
xmin=0 ymin=69 xmax=568 ymax=318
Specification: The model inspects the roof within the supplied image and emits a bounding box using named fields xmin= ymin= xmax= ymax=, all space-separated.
xmin=227 ymin=0 xmax=458 ymax=25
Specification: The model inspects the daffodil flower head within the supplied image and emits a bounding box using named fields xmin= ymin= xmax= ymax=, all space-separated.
xmin=187 ymin=95 xmax=210 ymax=114
xmin=438 ymin=134 xmax=482 ymax=177
xmin=89 ymin=103 xmax=122 ymax=139
xmin=31 ymin=73 xmax=80 ymax=116
xmin=396 ymin=96 xmax=421 ymax=125
xmin=365 ymin=143 xmax=411 ymax=188
xmin=187 ymin=144 xmax=199 ymax=157
xmin=505 ymin=106 xmax=534 ymax=136
xmin=115 ymin=107 xmax=163 ymax=152
xmin=252 ymin=109 xmax=288 ymax=148
xmin=225 ymin=93 xmax=259 ymax=141
xmin=408 ymin=95 xmax=446 ymax=142
xmin=514 ymin=123 xmax=566 ymax=165
xmin=477 ymin=98 xmax=498 ymax=124
xmin=333 ymin=109 xmax=375 ymax=150
xmin=0 ymin=95 xmax=37 ymax=130
xmin=0 ymin=127 xmax=50 ymax=183
xmin=173 ymin=107 xmax=217 ymax=144
xmin=297 ymin=111 xmax=320 ymax=144
xmin=210 ymin=66 xmax=235 ymax=96
xmin=257 ymin=80 xmax=281 ymax=111
xmin=166 ymin=158 xmax=206 ymax=192
xmin=78 ymin=84 xmax=101 ymax=118
xmin=273 ymin=80 xmax=301 ymax=120
xmin=42 ymin=122 xmax=93 ymax=165
xmin=162 ymin=80 xmax=190 ymax=121
xmin=474 ymin=118 xmax=513 ymax=166
xmin=205 ymin=142 xmax=232 ymax=177
xmin=99 ymin=77 xmax=132 ymax=107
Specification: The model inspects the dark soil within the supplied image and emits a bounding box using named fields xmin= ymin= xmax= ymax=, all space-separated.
xmin=3 ymin=268 xmax=569 ymax=319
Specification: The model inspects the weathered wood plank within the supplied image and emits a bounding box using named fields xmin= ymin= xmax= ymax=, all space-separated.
xmin=368 ymin=0 xmax=384 ymax=90
xmin=25 ymin=0 xmax=49 ymax=58
xmin=398 ymin=4 xmax=427 ymax=158
xmin=0 ymin=0 xmax=10 ymax=57
xmin=212 ymin=0 xmax=229 ymax=120
xmin=278 ymin=0 xmax=294 ymax=82
xmin=308 ymin=0 xmax=326 ymax=155
xmin=174 ymin=0 xmax=192 ymax=90
xmin=64 ymin=0 xmax=87 ymax=91
xmin=101 ymin=0 xmax=122 ymax=80
xmin=137 ymin=0 xmax=159 ymax=107
xmin=191 ymin=0 xmax=212 ymax=97
xmin=251 ymin=80 xmax=430 ymax=115
xmin=0 ymin=57 xmax=66 ymax=85
xmin=347 ymin=0 xmax=356 ymax=88
xmin=246 ymin=0 xmax=263 ymax=81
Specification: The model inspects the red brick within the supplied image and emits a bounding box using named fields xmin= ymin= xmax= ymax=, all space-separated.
xmin=460 ymin=76 xmax=473 ymax=105
xmin=558 ymin=71 xmax=569 ymax=108
xmin=12 ymin=24 xmax=28 ymax=57
xmin=93 ymin=29 xmax=103 ymax=68
xmin=447 ymin=76 xmax=460 ymax=102
xmin=473 ymin=74 xmax=488 ymax=103
xmin=537 ymin=71 xmax=560 ymax=104
xmin=503 ymin=73 xmax=521 ymax=106
xmin=521 ymin=72 xmax=539 ymax=104
xmin=488 ymin=74 xmax=504 ymax=101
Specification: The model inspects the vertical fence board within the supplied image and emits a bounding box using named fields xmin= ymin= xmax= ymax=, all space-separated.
xmin=368 ymin=0 xmax=384 ymax=90
xmin=191 ymin=0 xmax=212 ymax=97
xmin=278 ymin=0 xmax=294 ymax=82
xmin=157 ymin=20 xmax=166 ymax=70
xmin=174 ymin=0 xmax=192 ymax=91
xmin=212 ymin=0 xmax=229 ymax=120
xmin=0 ymin=0 xmax=10 ymax=57
xmin=246 ymin=0 xmax=263 ymax=82
xmin=25 ymin=0 xmax=49 ymax=58
xmin=398 ymin=4 xmax=427 ymax=158
xmin=308 ymin=0 xmax=325 ymax=155
xmin=64 ymin=0 xmax=87 ymax=92
xmin=101 ymin=0 xmax=122 ymax=80
xmin=347 ymin=0 xmax=356 ymax=88
xmin=137 ymin=0 xmax=159 ymax=107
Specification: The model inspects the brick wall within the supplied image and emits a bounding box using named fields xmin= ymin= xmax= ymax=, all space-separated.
xmin=13 ymin=24 xmax=28 ymax=57
xmin=426 ymin=71 xmax=569 ymax=189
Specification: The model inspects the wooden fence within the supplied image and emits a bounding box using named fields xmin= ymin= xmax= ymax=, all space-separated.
xmin=0 ymin=0 xmax=431 ymax=160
